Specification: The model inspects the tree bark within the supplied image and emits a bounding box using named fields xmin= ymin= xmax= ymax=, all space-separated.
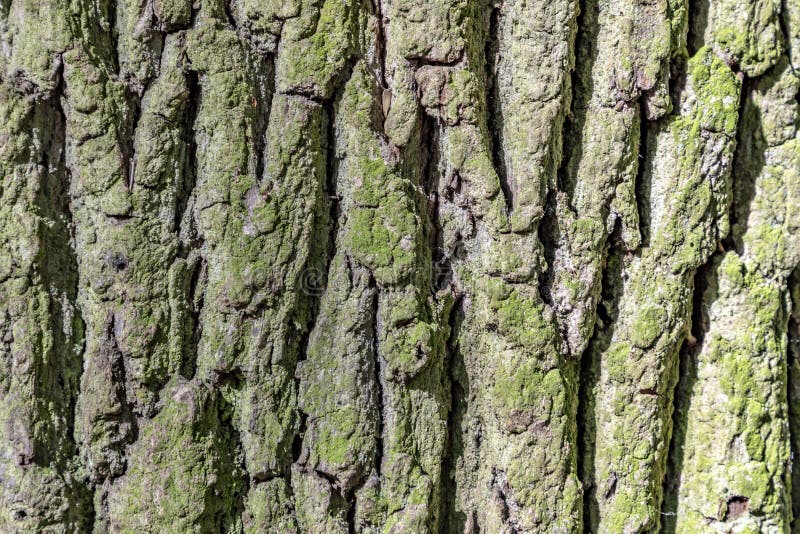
xmin=0 ymin=0 xmax=798 ymax=532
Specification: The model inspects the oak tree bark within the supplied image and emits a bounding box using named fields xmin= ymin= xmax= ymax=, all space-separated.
xmin=0 ymin=0 xmax=798 ymax=532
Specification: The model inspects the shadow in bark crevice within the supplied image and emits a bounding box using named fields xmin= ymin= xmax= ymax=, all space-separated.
xmin=634 ymin=97 xmax=654 ymax=248
xmin=439 ymin=295 xmax=468 ymax=533
xmin=29 ymin=82 xmax=95 ymax=525
xmin=38 ymin=84 xmax=85 ymax=467
xmin=558 ymin=0 xmax=600 ymax=200
xmin=788 ymin=268 xmax=800 ymax=531
xmin=559 ymin=0 xmax=605 ymax=528
xmin=484 ymin=3 xmax=513 ymax=213
xmin=687 ymin=0 xmax=709 ymax=55
xmin=659 ymin=257 xmax=718 ymax=533
xmin=578 ymin=236 xmax=624 ymax=533
xmin=725 ymin=69 xmax=780 ymax=253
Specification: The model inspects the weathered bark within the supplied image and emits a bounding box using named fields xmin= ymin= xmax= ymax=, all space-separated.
xmin=0 ymin=0 xmax=798 ymax=532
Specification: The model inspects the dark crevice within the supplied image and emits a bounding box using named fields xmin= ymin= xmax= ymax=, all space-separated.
xmin=49 ymin=58 xmax=96 ymax=527
xmin=420 ymin=114 xmax=451 ymax=293
xmin=224 ymin=0 xmax=238 ymax=31
xmin=120 ymin=89 xmax=142 ymax=192
xmin=796 ymin=78 xmax=800 ymax=109
xmin=560 ymin=0 xmax=598 ymax=199
xmin=634 ymin=100 xmax=653 ymax=248
xmin=176 ymin=69 xmax=200 ymax=243
xmin=491 ymin=471 xmax=510 ymax=523
xmin=291 ymin=412 xmax=309 ymax=465
xmin=250 ymin=43 xmax=275 ymax=185
xmin=408 ymin=50 xmax=466 ymax=69
xmin=774 ymin=16 xmax=795 ymax=75
xmin=25 ymin=79 xmax=97 ymax=527
xmin=490 ymin=468 xmax=521 ymax=532
xmin=279 ymin=56 xmax=357 ymax=104
xmin=174 ymin=65 xmax=206 ymax=384
xmin=321 ymin=89 xmax=345 ymax=291
xmin=93 ymin=313 xmax=138 ymax=484
xmin=106 ymin=0 xmax=121 ymax=74
xmin=420 ymin=113 xmax=439 ymax=197
xmin=250 ymin=472 xmax=282 ymax=484
xmin=783 ymin=0 xmax=798 ymax=73
xmin=439 ymin=295 xmax=465 ymax=533
xmin=48 ymin=62 xmax=97 ymax=523
xmin=544 ymin=0 xmax=600 ymax=357
xmin=210 ymin=367 xmax=247 ymax=391
xmin=722 ymin=496 xmax=749 ymax=521
xmin=370 ymin=0 xmax=388 ymax=88
xmin=370 ymin=275 xmax=385 ymax=484
xmin=788 ymin=268 xmax=800 ymax=531
xmin=211 ymin=360 xmax=259 ymax=521
xmin=484 ymin=4 xmax=512 ymax=213
xmin=47 ymin=60 xmax=84 ymax=458
xmin=536 ymin=190 xmax=558 ymax=308
xmin=312 ymin=468 xmax=342 ymax=489
xmin=189 ymin=1 xmax=200 ymax=28
xmin=173 ymin=63 xmax=205 ymax=381
xmin=346 ymin=488 xmax=357 ymax=534
xmin=725 ymin=77 xmax=759 ymax=254
xmin=290 ymin=71 xmax=351 ymax=424
xmin=578 ymin=239 xmax=624 ymax=533
xmin=181 ymin=256 xmax=206 ymax=380
xmin=212 ymin=384 xmax=250 ymax=532
xmin=276 ymin=87 xmax=330 ymax=103
xmin=686 ymin=0 xmax=709 ymax=55
xmin=660 ymin=257 xmax=717 ymax=534
xmin=577 ymin=330 xmax=599 ymax=534
xmin=287 ymin=67 xmax=354 ymax=515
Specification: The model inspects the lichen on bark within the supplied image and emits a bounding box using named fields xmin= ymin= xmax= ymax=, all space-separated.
xmin=0 ymin=0 xmax=798 ymax=532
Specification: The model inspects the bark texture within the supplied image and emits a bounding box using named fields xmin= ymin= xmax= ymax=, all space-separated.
xmin=0 ymin=0 xmax=798 ymax=532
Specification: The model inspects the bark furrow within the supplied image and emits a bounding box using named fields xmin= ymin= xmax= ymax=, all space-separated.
xmin=0 ymin=0 xmax=797 ymax=532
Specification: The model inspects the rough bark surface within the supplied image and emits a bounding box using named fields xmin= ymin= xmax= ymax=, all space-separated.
xmin=0 ymin=0 xmax=798 ymax=532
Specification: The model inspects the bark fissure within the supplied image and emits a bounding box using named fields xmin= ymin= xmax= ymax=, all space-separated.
xmin=440 ymin=295 xmax=465 ymax=532
xmin=660 ymin=258 xmax=714 ymax=533
xmin=370 ymin=275 xmax=386 ymax=485
xmin=789 ymin=269 xmax=800 ymax=531
xmin=176 ymin=69 xmax=200 ymax=241
xmin=2 ymin=0 xmax=797 ymax=530
xmin=634 ymin=101 xmax=652 ymax=248
xmin=484 ymin=4 xmax=512 ymax=213
xmin=371 ymin=0 xmax=388 ymax=89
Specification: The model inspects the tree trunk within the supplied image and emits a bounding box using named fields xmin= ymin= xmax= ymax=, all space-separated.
xmin=0 ymin=0 xmax=798 ymax=531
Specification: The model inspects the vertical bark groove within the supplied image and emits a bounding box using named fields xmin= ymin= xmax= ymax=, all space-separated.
xmin=1 ymin=0 xmax=798 ymax=531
